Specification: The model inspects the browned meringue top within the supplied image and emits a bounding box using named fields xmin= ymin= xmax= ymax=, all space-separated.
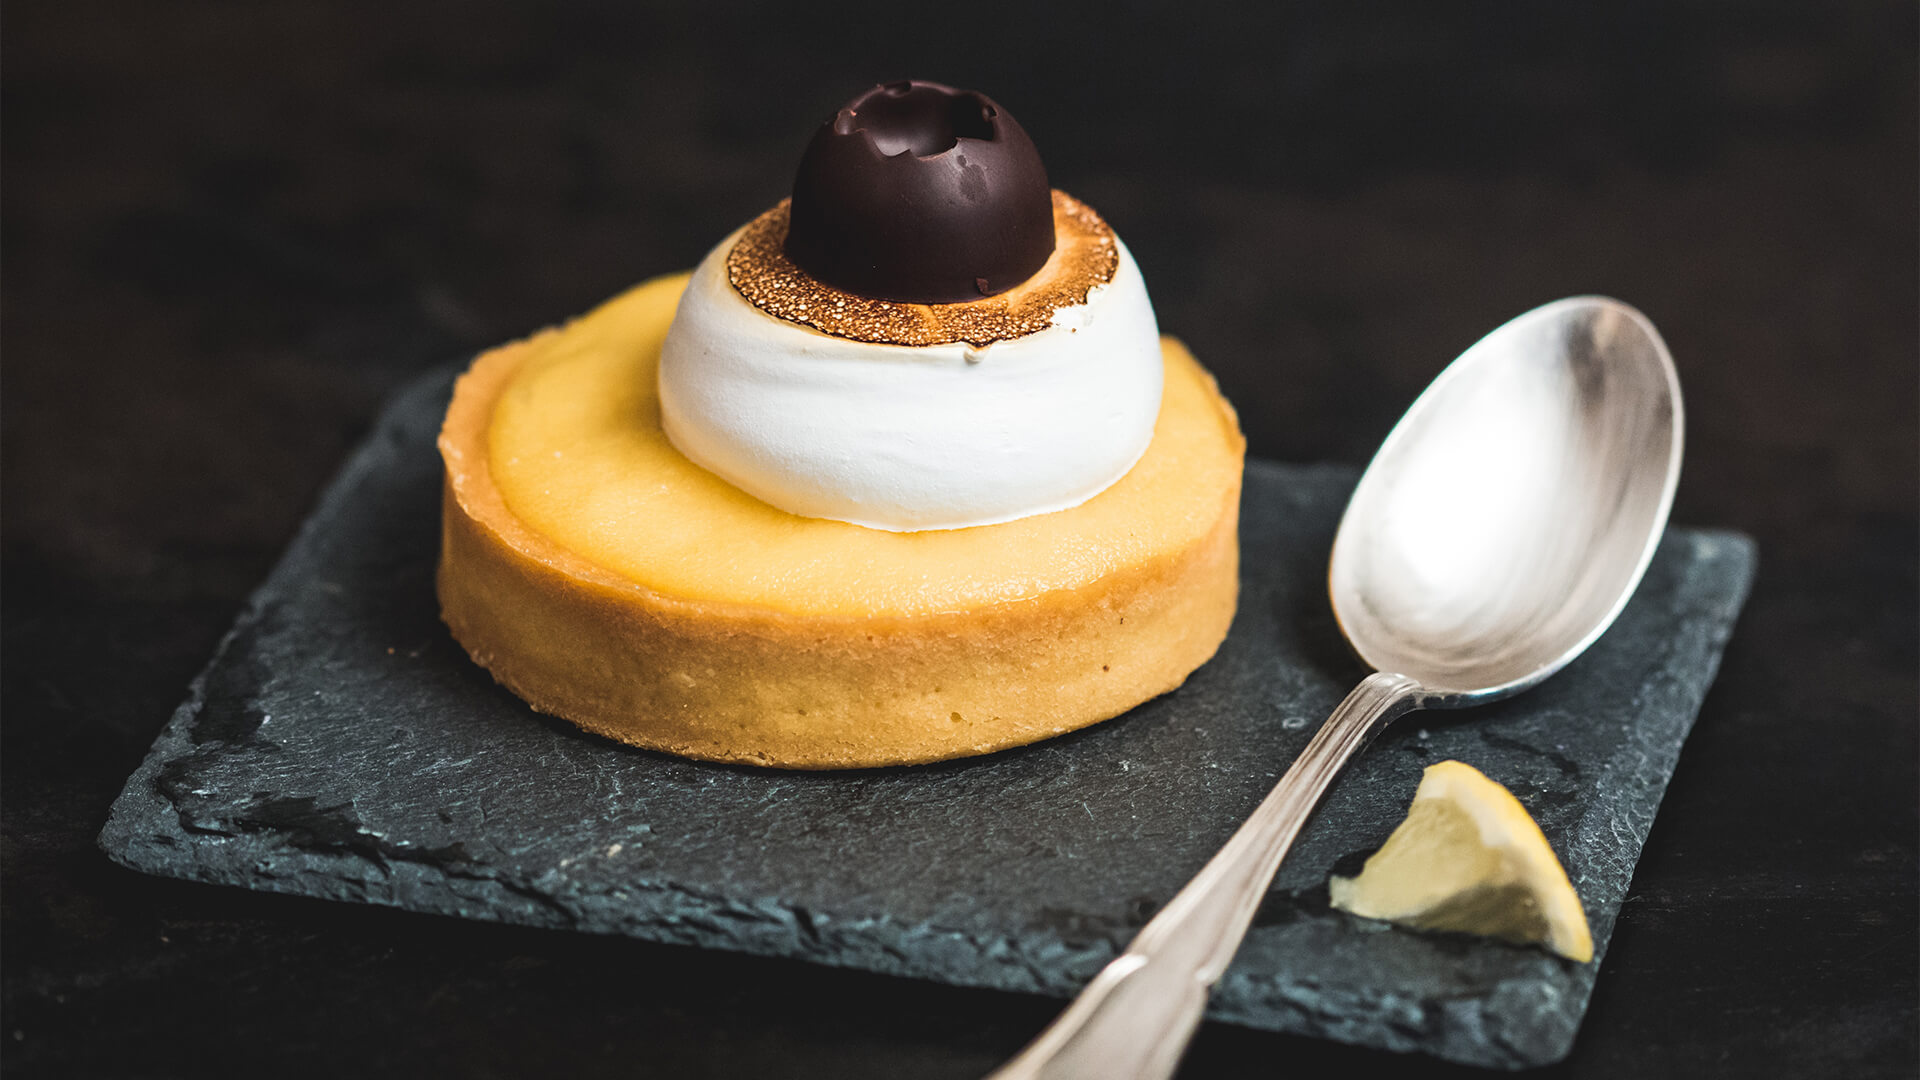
xmin=726 ymin=190 xmax=1120 ymax=348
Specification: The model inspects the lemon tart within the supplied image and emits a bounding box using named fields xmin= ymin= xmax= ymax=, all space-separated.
xmin=437 ymin=81 xmax=1245 ymax=768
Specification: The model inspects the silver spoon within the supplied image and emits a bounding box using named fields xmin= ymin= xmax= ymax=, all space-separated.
xmin=990 ymin=296 xmax=1684 ymax=1080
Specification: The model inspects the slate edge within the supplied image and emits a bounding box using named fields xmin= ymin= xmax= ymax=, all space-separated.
xmin=96 ymin=368 xmax=1760 ymax=1070
xmin=1209 ymin=526 xmax=1757 ymax=1068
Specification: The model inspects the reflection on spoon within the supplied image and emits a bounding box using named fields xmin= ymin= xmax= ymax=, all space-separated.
xmin=990 ymin=296 xmax=1684 ymax=1080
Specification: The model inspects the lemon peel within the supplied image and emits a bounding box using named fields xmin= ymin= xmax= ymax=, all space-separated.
xmin=1329 ymin=759 xmax=1594 ymax=962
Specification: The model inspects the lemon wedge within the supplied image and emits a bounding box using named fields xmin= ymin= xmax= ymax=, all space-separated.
xmin=1329 ymin=759 xmax=1594 ymax=962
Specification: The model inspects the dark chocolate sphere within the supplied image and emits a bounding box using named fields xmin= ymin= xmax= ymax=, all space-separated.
xmin=784 ymin=81 xmax=1054 ymax=304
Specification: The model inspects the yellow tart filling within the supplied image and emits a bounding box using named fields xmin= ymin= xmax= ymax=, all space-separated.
xmin=486 ymin=272 xmax=1245 ymax=618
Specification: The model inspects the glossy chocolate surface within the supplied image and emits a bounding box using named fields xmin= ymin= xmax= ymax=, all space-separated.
xmin=784 ymin=81 xmax=1054 ymax=303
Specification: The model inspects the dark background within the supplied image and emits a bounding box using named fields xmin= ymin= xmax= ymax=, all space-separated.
xmin=4 ymin=1 xmax=1914 ymax=1076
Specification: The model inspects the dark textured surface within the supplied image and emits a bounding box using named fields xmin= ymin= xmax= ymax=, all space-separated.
xmin=98 ymin=368 xmax=1754 ymax=1068
xmin=6 ymin=2 xmax=1914 ymax=1077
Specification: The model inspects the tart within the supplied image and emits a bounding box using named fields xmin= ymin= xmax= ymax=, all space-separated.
xmin=437 ymin=81 xmax=1245 ymax=768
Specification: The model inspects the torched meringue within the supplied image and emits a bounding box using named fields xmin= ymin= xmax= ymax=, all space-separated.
xmin=657 ymin=226 xmax=1165 ymax=532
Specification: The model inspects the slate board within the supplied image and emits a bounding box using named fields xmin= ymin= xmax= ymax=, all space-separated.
xmin=100 ymin=367 xmax=1755 ymax=1070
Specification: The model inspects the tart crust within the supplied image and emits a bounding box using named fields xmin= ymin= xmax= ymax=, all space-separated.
xmin=437 ymin=274 xmax=1245 ymax=769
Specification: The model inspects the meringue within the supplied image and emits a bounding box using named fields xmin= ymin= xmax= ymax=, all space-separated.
xmin=657 ymin=228 xmax=1164 ymax=532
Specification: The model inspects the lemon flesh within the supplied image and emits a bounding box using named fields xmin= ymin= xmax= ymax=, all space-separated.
xmin=1329 ymin=760 xmax=1594 ymax=962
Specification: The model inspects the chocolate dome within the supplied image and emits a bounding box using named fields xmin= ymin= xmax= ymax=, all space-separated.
xmin=784 ymin=80 xmax=1055 ymax=304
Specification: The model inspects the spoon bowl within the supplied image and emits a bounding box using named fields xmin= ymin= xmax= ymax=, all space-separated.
xmin=993 ymin=296 xmax=1685 ymax=1080
xmin=1332 ymin=296 xmax=1684 ymax=704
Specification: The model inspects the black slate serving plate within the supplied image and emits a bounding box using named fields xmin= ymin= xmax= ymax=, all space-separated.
xmin=100 ymin=368 xmax=1754 ymax=1069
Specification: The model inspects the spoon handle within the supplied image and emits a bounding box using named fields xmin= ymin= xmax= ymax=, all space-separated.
xmin=987 ymin=672 xmax=1421 ymax=1080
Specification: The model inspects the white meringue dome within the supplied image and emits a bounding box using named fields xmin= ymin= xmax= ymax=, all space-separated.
xmin=656 ymin=227 xmax=1165 ymax=532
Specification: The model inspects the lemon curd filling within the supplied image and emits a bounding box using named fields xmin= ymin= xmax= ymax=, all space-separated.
xmin=486 ymin=272 xmax=1245 ymax=618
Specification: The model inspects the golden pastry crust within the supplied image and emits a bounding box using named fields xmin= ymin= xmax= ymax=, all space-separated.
xmin=437 ymin=275 xmax=1245 ymax=769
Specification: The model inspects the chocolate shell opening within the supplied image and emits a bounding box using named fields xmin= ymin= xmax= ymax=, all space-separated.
xmin=784 ymin=80 xmax=1055 ymax=304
